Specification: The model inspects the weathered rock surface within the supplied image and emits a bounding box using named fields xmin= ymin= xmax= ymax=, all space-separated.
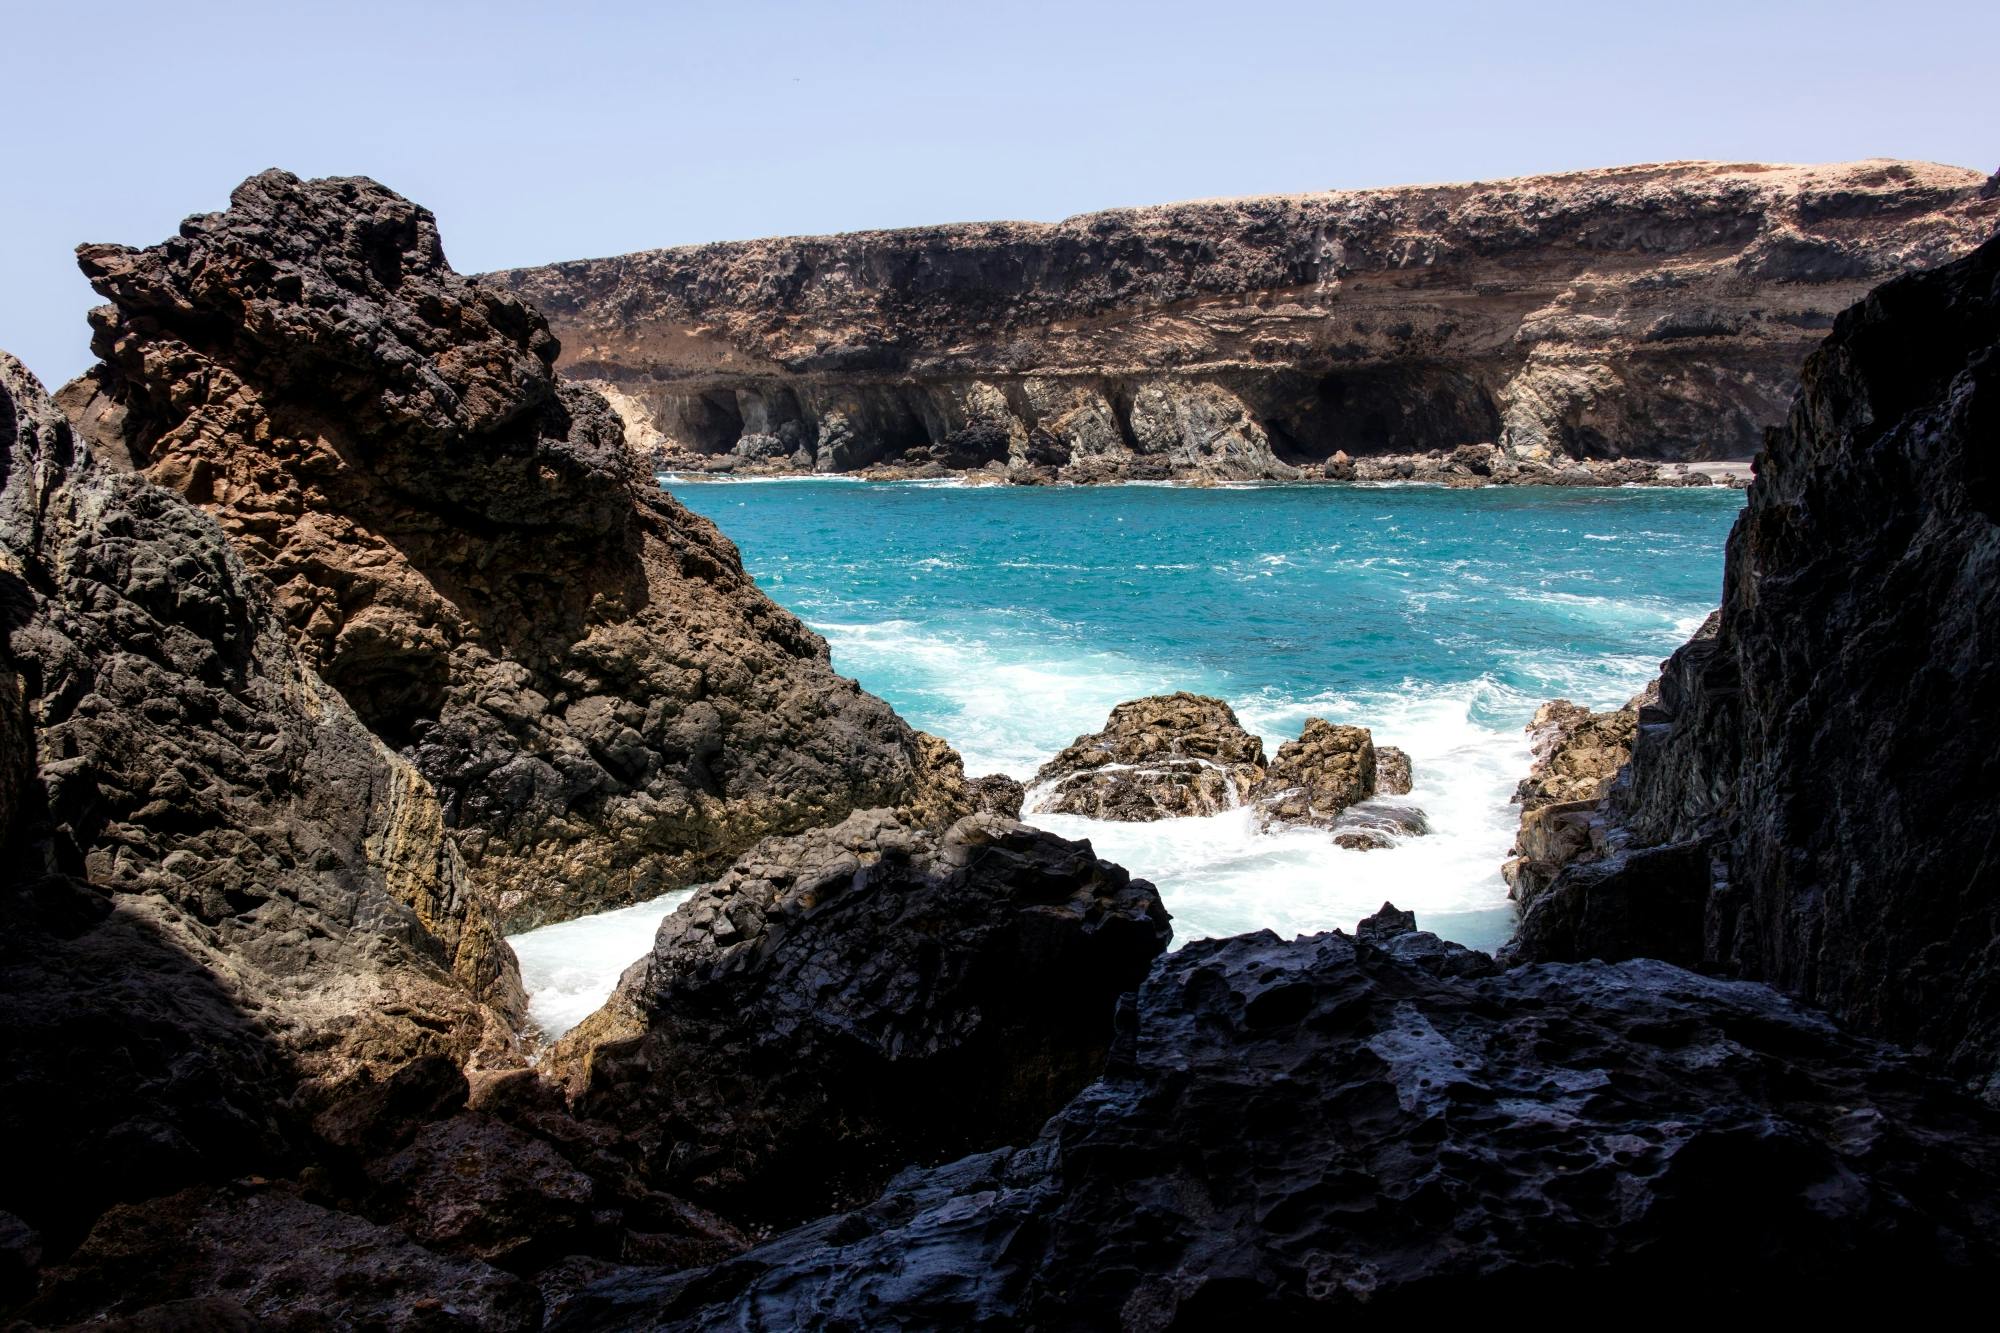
xmin=1256 ymin=717 xmax=1375 ymax=823
xmin=1500 ymin=688 xmax=1653 ymax=901
xmin=0 ymin=353 xmax=523 ymax=1253
xmin=491 ymin=160 xmax=1997 ymax=482
xmin=552 ymin=909 xmax=2000 ymax=1327
xmin=549 ymin=811 xmax=1170 ymax=1226
xmin=1028 ymin=694 xmax=1421 ymax=844
xmin=1507 ymin=232 xmax=2000 ymax=1098
xmin=65 ymin=170 xmax=963 ymax=928
xmin=1029 ymin=692 xmax=1267 ymax=819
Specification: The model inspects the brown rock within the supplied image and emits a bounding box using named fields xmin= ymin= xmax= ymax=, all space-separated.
xmin=66 ymin=171 xmax=965 ymax=929
xmin=489 ymin=160 xmax=1996 ymax=480
xmin=1028 ymin=693 xmax=1266 ymax=820
xmin=1376 ymin=744 xmax=1414 ymax=795
xmin=1255 ymin=719 xmax=1377 ymax=826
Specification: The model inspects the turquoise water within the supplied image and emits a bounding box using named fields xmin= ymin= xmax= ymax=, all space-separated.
xmin=512 ymin=478 xmax=1743 ymax=1036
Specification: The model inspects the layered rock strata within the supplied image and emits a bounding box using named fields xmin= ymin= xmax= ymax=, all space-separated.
xmin=549 ymin=810 xmax=1171 ymax=1226
xmin=63 ymin=171 xmax=964 ymax=928
xmin=1028 ymin=693 xmax=1423 ymax=846
xmin=552 ymin=908 xmax=2000 ymax=1328
xmin=491 ymin=160 xmax=1997 ymax=483
xmin=1506 ymin=233 xmax=2000 ymax=1097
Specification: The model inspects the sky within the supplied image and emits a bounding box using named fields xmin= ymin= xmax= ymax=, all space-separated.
xmin=2 ymin=0 xmax=1994 ymax=387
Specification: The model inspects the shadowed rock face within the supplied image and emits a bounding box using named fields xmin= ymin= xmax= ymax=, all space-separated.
xmin=490 ymin=160 xmax=1997 ymax=481
xmin=550 ymin=913 xmax=2000 ymax=1328
xmin=1507 ymin=233 xmax=2000 ymax=1096
xmin=0 ymin=352 xmax=521 ymax=1248
xmin=64 ymin=170 xmax=965 ymax=928
xmin=549 ymin=810 xmax=1171 ymax=1227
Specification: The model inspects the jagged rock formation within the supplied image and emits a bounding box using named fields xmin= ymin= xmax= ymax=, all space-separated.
xmin=62 ymin=170 xmax=964 ymax=928
xmin=0 ymin=354 xmax=528 ymax=1259
xmin=548 ymin=811 xmax=1170 ymax=1227
xmin=490 ymin=160 xmax=1997 ymax=483
xmin=1500 ymin=687 xmax=1655 ymax=901
xmin=551 ymin=908 xmax=2000 ymax=1328
xmin=1506 ymin=233 xmax=2000 ymax=1097
xmin=1028 ymin=693 xmax=1423 ymax=846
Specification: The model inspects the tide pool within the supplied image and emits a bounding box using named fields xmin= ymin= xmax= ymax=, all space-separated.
xmin=510 ymin=479 xmax=1744 ymax=1036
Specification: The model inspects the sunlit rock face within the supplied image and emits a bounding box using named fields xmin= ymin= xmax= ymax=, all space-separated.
xmin=65 ymin=169 xmax=970 ymax=930
xmin=490 ymin=160 xmax=1998 ymax=480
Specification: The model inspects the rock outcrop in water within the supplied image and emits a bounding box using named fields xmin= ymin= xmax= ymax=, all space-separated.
xmin=1029 ymin=693 xmax=1424 ymax=846
xmin=547 ymin=811 xmax=1169 ymax=1226
xmin=490 ymin=160 xmax=1996 ymax=483
xmin=1506 ymin=233 xmax=2000 ymax=1097
xmin=552 ymin=907 xmax=2000 ymax=1327
xmin=1030 ymin=693 xmax=1269 ymax=819
xmin=61 ymin=171 xmax=965 ymax=927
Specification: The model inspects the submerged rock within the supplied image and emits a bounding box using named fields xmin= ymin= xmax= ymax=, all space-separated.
xmin=550 ymin=811 xmax=1170 ymax=1226
xmin=554 ymin=911 xmax=2000 ymax=1327
xmin=1507 ymin=231 xmax=2000 ymax=1095
xmin=66 ymin=170 xmax=965 ymax=929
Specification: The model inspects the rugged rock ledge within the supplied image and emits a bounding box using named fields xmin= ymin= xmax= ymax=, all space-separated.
xmin=551 ymin=910 xmax=2000 ymax=1327
xmin=62 ymin=171 xmax=967 ymax=928
xmin=490 ymin=160 xmax=1996 ymax=483
xmin=1506 ymin=232 xmax=2000 ymax=1097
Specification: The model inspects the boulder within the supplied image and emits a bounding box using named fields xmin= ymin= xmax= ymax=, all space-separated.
xmin=1254 ymin=718 xmax=1376 ymax=825
xmin=1028 ymin=692 xmax=1267 ymax=820
xmin=549 ymin=811 xmax=1169 ymax=1225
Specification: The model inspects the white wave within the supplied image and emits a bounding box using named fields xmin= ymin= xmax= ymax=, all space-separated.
xmin=508 ymin=888 xmax=697 ymax=1040
xmin=1028 ymin=681 xmax=1532 ymax=949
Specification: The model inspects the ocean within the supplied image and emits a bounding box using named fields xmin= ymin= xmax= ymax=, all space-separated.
xmin=511 ymin=478 xmax=1745 ymax=1036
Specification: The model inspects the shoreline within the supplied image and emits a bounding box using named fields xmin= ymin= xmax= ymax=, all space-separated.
xmin=659 ymin=458 xmax=1759 ymax=490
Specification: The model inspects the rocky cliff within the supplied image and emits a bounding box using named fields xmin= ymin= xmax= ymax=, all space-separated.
xmin=490 ymin=160 xmax=1996 ymax=482
xmin=1508 ymin=232 xmax=2000 ymax=1097
xmin=62 ymin=171 xmax=965 ymax=928
xmin=0 ymin=351 xmax=523 ymax=1255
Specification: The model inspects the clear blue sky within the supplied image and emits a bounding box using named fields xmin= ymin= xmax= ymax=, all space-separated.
xmin=2 ymin=0 xmax=1993 ymax=387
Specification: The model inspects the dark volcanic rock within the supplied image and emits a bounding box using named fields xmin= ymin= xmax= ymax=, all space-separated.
xmin=22 ymin=1185 xmax=540 ymax=1331
xmin=66 ymin=170 xmax=965 ymax=928
xmin=491 ymin=160 xmax=1997 ymax=480
xmin=554 ymin=920 xmax=2000 ymax=1327
xmin=0 ymin=353 xmax=522 ymax=1249
xmin=1509 ymin=232 xmax=2000 ymax=1096
xmin=549 ymin=810 xmax=1170 ymax=1226
xmin=1028 ymin=692 xmax=1267 ymax=820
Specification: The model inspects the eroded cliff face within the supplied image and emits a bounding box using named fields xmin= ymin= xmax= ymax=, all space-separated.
xmin=1507 ymin=233 xmax=2000 ymax=1096
xmin=64 ymin=171 xmax=965 ymax=928
xmin=490 ymin=159 xmax=1997 ymax=480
